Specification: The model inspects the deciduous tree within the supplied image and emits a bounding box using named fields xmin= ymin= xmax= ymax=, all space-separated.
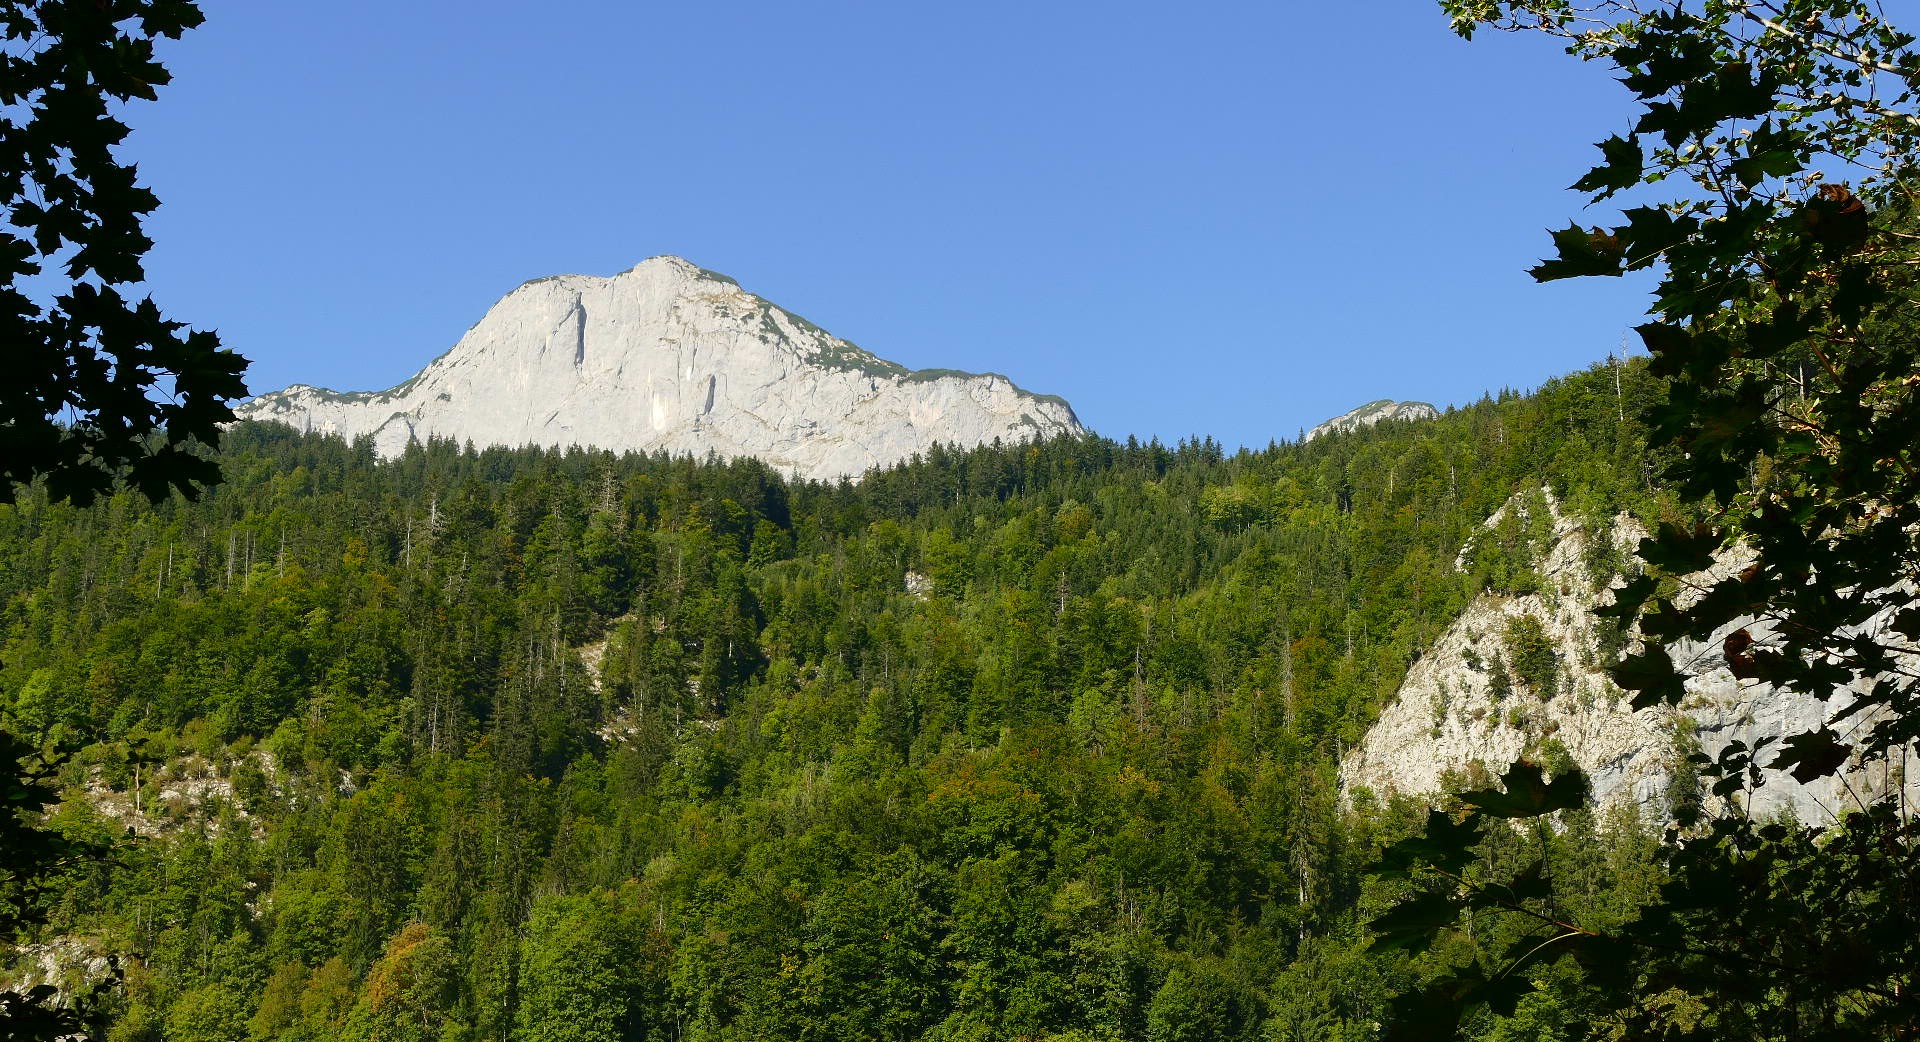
xmin=0 ymin=0 xmax=245 ymax=506
xmin=1374 ymin=2 xmax=1920 ymax=1036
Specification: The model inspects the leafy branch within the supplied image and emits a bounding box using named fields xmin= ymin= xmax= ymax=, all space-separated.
xmin=1379 ymin=1 xmax=1920 ymax=1035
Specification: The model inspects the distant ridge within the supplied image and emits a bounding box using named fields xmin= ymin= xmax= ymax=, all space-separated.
xmin=1304 ymin=399 xmax=1437 ymax=442
xmin=237 ymin=257 xmax=1086 ymax=481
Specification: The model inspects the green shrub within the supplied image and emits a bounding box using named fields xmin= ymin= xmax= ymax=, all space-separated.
xmin=1504 ymin=615 xmax=1558 ymax=697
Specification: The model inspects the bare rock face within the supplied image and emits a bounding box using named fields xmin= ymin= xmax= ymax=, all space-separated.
xmin=1341 ymin=489 xmax=1916 ymax=826
xmin=238 ymin=257 xmax=1085 ymax=481
xmin=1304 ymin=399 xmax=1437 ymax=442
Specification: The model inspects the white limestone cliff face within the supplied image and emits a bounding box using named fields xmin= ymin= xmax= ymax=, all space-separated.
xmin=1305 ymin=399 xmax=1438 ymax=442
xmin=1342 ymin=489 xmax=1917 ymax=825
xmin=238 ymin=257 xmax=1085 ymax=481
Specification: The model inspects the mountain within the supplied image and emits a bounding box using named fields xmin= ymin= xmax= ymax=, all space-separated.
xmin=237 ymin=256 xmax=1085 ymax=481
xmin=1304 ymin=399 xmax=1437 ymax=441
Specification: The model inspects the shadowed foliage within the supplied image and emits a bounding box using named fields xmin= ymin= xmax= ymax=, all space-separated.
xmin=0 ymin=0 xmax=245 ymax=507
xmin=1373 ymin=3 xmax=1920 ymax=1037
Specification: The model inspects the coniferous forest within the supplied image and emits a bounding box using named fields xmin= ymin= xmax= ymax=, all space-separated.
xmin=1 ymin=362 xmax=1680 ymax=1041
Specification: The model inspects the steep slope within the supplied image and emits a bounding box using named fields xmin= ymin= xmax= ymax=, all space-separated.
xmin=1342 ymin=489 xmax=1915 ymax=825
xmin=237 ymin=257 xmax=1085 ymax=480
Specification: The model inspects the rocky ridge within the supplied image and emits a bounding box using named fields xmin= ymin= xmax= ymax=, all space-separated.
xmin=238 ymin=257 xmax=1086 ymax=481
xmin=1341 ymin=489 xmax=1917 ymax=825
xmin=1305 ymin=399 xmax=1438 ymax=442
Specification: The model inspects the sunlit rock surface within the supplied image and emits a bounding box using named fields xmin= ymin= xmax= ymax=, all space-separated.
xmin=239 ymin=257 xmax=1085 ymax=480
xmin=1342 ymin=489 xmax=1917 ymax=825
xmin=1304 ymin=399 xmax=1437 ymax=442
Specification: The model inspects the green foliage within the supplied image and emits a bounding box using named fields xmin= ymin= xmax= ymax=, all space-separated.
xmin=1448 ymin=0 xmax=1920 ymax=774
xmin=1501 ymin=616 xmax=1556 ymax=698
xmin=1369 ymin=762 xmax=1612 ymax=1039
xmin=1198 ymin=484 xmax=1261 ymax=531
xmin=0 ymin=360 xmax=1671 ymax=1041
xmin=517 ymin=894 xmax=642 ymax=1042
xmin=165 ymin=984 xmax=248 ymax=1042
xmin=344 ymin=923 xmax=459 ymax=1042
xmin=1487 ymin=654 xmax=1513 ymax=702
xmin=1144 ymin=960 xmax=1251 ymax=1042
xmin=1464 ymin=492 xmax=1553 ymax=596
xmin=1 ymin=11 xmax=233 ymax=1038
xmin=1381 ymin=1 xmax=1920 ymax=1036
xmin=0 ymin=727 xmax=118 ymax=1041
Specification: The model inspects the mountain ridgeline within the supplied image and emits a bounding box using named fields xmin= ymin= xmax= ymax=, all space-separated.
xmin=4 ymin=362 xmax=1680 ymax=1040
xmin=237 ymin=257 xmax=1085 ymax=482
xmin=1303 ymin=400 xmax=1437 ymax=442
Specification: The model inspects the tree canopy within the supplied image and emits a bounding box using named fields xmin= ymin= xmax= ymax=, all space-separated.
xmin=0 ymin=377 xmax=1671 ymax=1042
xmin=1373 ymin=2 xmax=1920 ymax=1036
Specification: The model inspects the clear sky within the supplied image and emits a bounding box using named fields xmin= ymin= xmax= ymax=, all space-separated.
xmin=125 ymin=0 xmax=1661 ymax=450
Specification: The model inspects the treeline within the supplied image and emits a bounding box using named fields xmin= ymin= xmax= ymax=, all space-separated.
xmin=5 ymin=360 xmax=1671 ymax=1041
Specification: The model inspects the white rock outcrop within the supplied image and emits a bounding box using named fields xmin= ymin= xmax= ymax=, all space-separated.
xmin=5 ymin=937 xmax=113 ymax=1004
xmin=1342 ymin=489 xmax=1918 ymax=825
xmin=238 ymin=257 xmax=1085 ymax=481
xmin=1305 ymin=399 xmax=1438 ymax=442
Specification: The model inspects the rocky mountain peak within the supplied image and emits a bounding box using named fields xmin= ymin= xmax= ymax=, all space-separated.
xmin=1305 ymin=399 xmax=1438 ymax=442
xmin=237 ymin=258 xmax=1085 ymax=481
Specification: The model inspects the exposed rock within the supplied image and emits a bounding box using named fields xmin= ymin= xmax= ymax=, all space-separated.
xmin=3 ymin=936 xmax=112 ymax=1005
xmin=74 ymin=751 xmax=271 ymax=839
xmin=576 ymin=614 xmax=633 ymax=695
xmin=1341 ymin=488 xmax=1918 ymax=825
xmin=1304 ymin=399 xmax=1438 ymax=442
xmin=238 ymin=257 xmax=1086 ymax=481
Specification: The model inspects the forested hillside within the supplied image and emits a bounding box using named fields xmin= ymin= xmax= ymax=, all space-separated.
xmin=4 ymin=362 xmax=1674 ymax=1041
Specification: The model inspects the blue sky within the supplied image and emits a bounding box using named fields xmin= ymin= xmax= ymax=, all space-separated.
xmin=127 ymin=0 xmax=1659 ymax=450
